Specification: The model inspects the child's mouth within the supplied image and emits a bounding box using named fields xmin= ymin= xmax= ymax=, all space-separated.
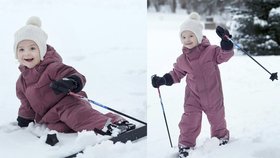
xmin=24 ymin=58 xmax=34 ymax=62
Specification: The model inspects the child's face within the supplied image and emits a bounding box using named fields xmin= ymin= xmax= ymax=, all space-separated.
xmin=17 ymin=40 xmax=41 ymax=69
xmin=180 ymin=30 xmax=198 ymax=49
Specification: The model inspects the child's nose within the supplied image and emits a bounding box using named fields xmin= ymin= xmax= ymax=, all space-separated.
xmin=23 ymin=51 xmax=31 ymax=56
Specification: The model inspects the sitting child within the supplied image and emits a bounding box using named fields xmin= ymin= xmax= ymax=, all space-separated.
xmin=14 ymin=16 xmax=135 ymax=135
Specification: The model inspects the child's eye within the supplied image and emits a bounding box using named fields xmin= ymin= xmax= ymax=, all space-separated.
xmin=31 ymin=47 xmax=36 ymax=50
xmin=18 ymin=48 xmax=24 ymax=52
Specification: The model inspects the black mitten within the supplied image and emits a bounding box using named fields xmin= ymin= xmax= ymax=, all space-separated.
xmin=17 ymin=116 xmax=34 ymax=127
xmin=220 ymin=40 xmax=233 ymax=50
xmin=216 ymin=26 xmax=233 ymax=50
xmin=216 ymin=26 xmax=232 ymax=40
xmin=151 ymin=73 xmax=174 ymax=88
xmin=50 ymin=75 xmax=82 ymax=95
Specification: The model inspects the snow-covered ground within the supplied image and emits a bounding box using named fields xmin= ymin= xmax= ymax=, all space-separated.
xmin=148 ymin=13 xmax=280 ymax=158
xmin=0 ymin=0 xmax=146 ymax=158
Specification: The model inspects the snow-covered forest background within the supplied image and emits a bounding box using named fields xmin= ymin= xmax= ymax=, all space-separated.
xmin=148 ymin=0 xmax=280 ymax=55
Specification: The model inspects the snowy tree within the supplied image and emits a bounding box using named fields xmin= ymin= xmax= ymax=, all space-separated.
xmin=232 ymin=0 xmax=280 ymax=55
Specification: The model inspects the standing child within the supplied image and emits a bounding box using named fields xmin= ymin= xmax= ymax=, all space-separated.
xmin=151 ymin=12 xmax=234 ymax=158
xmin=15 ymin=16 xmax=135 ymax=135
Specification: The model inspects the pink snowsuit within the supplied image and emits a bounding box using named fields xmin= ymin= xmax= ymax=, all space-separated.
xmin=16 ymin=45 xmax=122 ymax=133
xmin=169 ymin=37 xmax=234 ymax=147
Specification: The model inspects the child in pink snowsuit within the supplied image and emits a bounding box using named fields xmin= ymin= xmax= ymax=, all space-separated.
xmin=152 ymin=12 xmax=234 ymax=158
xmin=14 ymin=16 xmax=134 ymax=135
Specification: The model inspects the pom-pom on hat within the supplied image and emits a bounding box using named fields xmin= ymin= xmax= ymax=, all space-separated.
xmin=14 ymin=16 xmax=48 ymax=60
xmin=179 ymin=12 xmax=204 ymax=43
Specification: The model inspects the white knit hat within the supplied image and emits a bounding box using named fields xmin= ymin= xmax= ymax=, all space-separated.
xmin=14 ymin=16 xmax=48 ymax=60
xmin=179 ymin=12 xmax=204 ymax=44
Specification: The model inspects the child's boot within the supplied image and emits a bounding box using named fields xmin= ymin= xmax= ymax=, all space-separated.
xmin=178 ymin=146 xmax=190 ymax=158
xmin=219 ymin=138 xmax=229 ymax=146
xmin=99 ymin=120 xmax=136 ymax=136
xmin=219 ymin=133 xmax=229 ymax=146
xmin=114 ymin=120 xmax=136 ymax=133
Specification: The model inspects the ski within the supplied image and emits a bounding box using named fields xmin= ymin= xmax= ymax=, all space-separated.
xmin=65 ymin=125 xmax=147 ymax=158
xmin=110 ymin=125 xmax=147 ymax=143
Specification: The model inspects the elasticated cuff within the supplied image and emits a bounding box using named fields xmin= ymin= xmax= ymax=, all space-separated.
xmin=68 ymin=75 xmax=83 ymax=93
xmin=163 ymin=73 xmax=174 ymax=86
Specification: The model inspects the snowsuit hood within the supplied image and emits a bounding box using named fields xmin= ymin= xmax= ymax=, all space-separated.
xmin=19 ymin=45 xmax=62 ymax=73
xmin=182 ymin=36 xmax=210 ymax=54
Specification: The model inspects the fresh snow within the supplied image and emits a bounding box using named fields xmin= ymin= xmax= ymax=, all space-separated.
xmin=0 ymin=0 xmax=146 ymax=158
xmin=269 ymin=6 xmax=280 ymax=17
xmin=253 ymin=16 xmax=268 ymax=27
xmin=148 ymin=12 xmax=280 ymax=158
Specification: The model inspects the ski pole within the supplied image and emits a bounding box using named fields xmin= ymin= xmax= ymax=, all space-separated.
xmin=225 ymin=35 xmax=278 ymax=81
xmin=157 ymin=88 xmax=173 ymax=148
xmin=69 ymin=92 xmax=147 ymax=125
